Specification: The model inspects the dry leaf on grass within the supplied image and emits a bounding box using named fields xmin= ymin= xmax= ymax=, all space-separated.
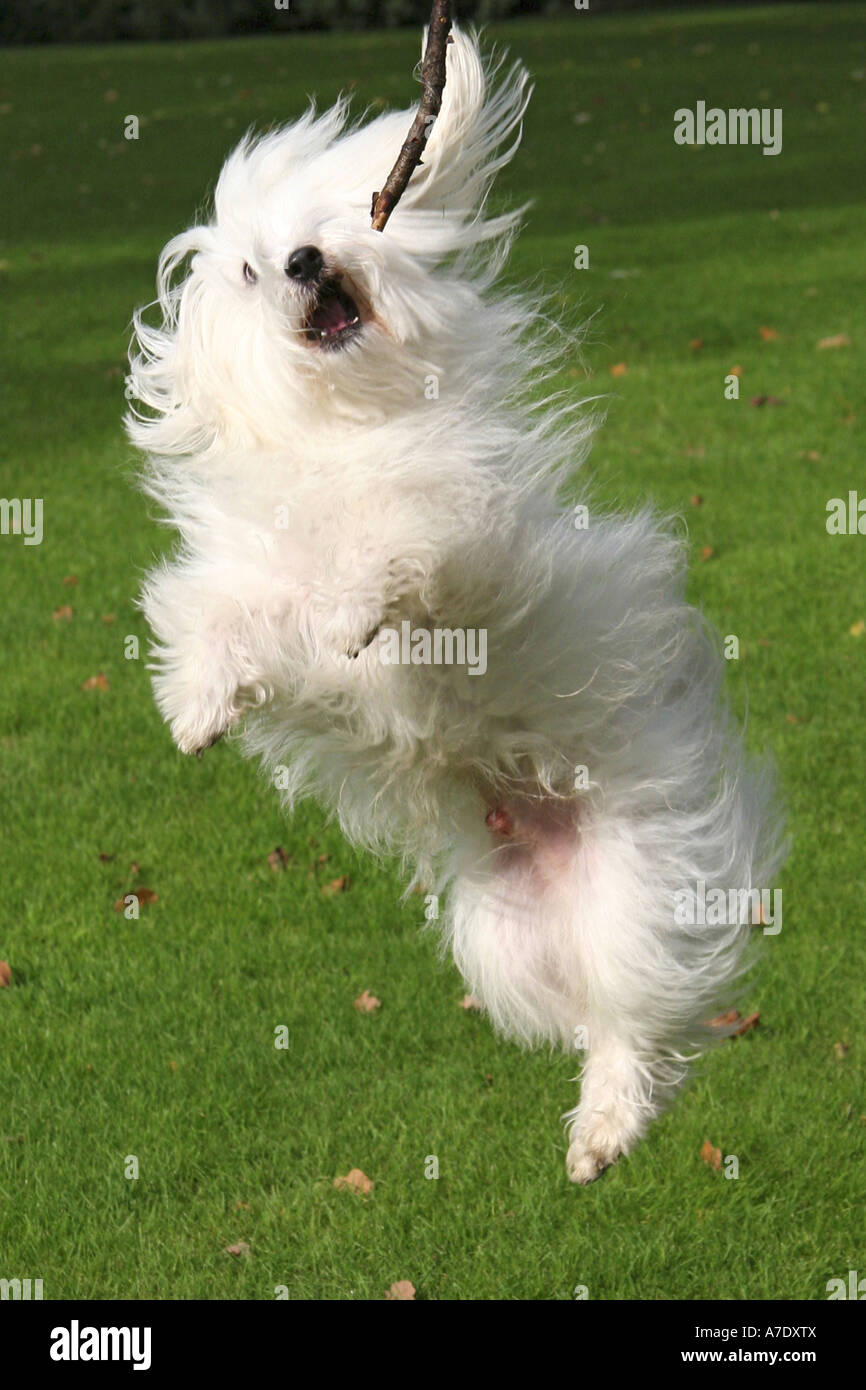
xmin=460 ymin=995 xmax=483 ymax=1011
xmin=849 ymin=620 xmax=865 ymax=637
xmin=834 ymin=1041 xmax=850 ymax=1059
xmin=267 ymin=846 xmax=290 ymax=871
xmin=101 ymin=613 xmax=116 ymax=625
xmin=700 ymin=1140 xmax=722 ymax=1172
xmin=609 ymin=362 xmax=628 ymax=378
xmin=689 ymin=338 xmax=703 ymax=351
xmin=0 ymin=961 xmax=11 ymax=988
xmin=817 ymin=334 xmax=850 ymax=350
xmin=322 ymin=876 xmax=349 ymax=895
xmin=708 ymin=1009 xmax=759 ymax=1036
xmin=385 ymin=1280 xmax=416 ymax=1300
xmin=53 ymin=605 xmax=73 ymax=621
xmin=62 ymin=574 xmax=78 ymax=586
xmin=759 ymin=326 xmax=779 ymax=341
xmin=354 ymin=989 xmax=381 ymax=1014
xmin=224 ymin=1242 xmax=251 ymax=1257
xmin=333 ymin=1168 xmax=373 ymax=1195
xmin=113 ymin=888 xmax=158 ymax=911
xmin=728 ymin=365 xmax=743 ymax=378
xmin=708 ymin=1008 xmax=740 ymax=1029
xmin=689 ymin=495 xmax=704 ymax=508
xmin=82 ymin=673 xmax=109 ymax=691
xmin=699 ymin=546 xmax=714 ymax=562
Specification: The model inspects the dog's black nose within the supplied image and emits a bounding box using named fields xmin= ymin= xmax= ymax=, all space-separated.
xmin=285 ymin=245 xmax=324 ymax=282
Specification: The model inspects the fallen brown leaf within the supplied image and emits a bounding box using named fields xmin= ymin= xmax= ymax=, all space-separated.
xmin=101 ymin=613 xmax=116 ymax=625
xmin=333 ymin=1168 xmax=373 ymax=1195
xmin=267 ymin=846 xmax=290 ymax=871
xmin=354 ymin=989 xmax=381 ymax=1013
xmin=113 ymin=888 xmax=158 ymax=911
xmin=385 ymin=1280 xmax=416 ymax=1300
xmin=234 ymin=1200 xmax=251 ymax=1210
xmin=700 ymin=1140 xmax=722 ymax=1172
xmin=759 ymin=325 xmax=779 ymax=341
xmin=817 ymin=334 xmax=850 ymax=350
xmin=689 ymin=495 xmax=704 ymax=508
xmin=322 ymin=875 xmax=349 ymax=895
xmin=609 ymin=362 xmax=628 ymax=377
xmin=730 ymin=1011 xmax=760 ymax=1036
xmin=699 ymin=546 xmax=714 ymax=562
xmin=834 ymin=1041 xmax=850 ymax=1059
xmin=223 ymin=1242 xmax=251 ymax=1257
xmin=53 ymin=605 xmax=73 ymax=621
xmin=82 ymin=673 xmax=109 ymax=691
xmin=689 ymin=338 xmax=703 ymax=351
xmin=848 ymin=620 xmax=865 ymax=637
xmin=728 ymin=365 xmax=743 ymax=378
xmin=0 ymin=961 xmax=11 ymax=988
xmin=460 ymin=995 xmax=483 ymax=1011
xmin=708 ymin=1008 xmax=740 ymax=1029
xmin=62 ymin=574 xmax=78 ymax=586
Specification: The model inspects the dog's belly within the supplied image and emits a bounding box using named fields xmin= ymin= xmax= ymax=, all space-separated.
xmin=444 ymin=794 xmax=591 ymax=1046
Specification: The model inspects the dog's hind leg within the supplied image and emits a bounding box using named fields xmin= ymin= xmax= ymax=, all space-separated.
xmin=447 ymin=795 xmax=696 ymax=1183
xmin=560 ymin=814 xmax=699 ymax=1183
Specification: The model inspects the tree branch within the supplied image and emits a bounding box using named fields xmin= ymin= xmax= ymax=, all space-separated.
xmin=370 ymin=0 xmax=453 ymax=233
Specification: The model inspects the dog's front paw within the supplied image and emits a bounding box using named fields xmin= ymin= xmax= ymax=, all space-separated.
xmin=169 ymin=704 xmax=237 ymax=758
xmin=314 ymin=602 xmax=384 ymax=662
xmin=152 ymin=666 xmax=241 ymax=758
xmin=347 ymin=622 xmax=382 ymax=660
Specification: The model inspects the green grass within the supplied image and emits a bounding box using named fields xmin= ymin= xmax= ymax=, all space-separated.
xmin=1 ymin=4 xmax=865 ymax=1301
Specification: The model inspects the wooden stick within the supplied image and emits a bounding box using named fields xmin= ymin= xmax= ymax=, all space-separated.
xmin=370 ymin=0 xmax=453 ymax=232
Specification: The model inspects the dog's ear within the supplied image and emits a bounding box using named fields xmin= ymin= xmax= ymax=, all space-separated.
xmin=398 ymin=25 xmax=532 ymax=239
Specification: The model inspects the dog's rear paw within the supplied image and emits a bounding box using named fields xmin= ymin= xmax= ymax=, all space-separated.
xmin=565 ymin=1138 xmax=620 ymax=1185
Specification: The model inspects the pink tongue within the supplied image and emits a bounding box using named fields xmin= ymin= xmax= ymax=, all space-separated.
xmin=315 ymin=296 xmax=351 ymax=334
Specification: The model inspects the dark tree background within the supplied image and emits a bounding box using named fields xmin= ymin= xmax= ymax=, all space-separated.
xmin=0 ymin=0 xmax=807 ymax=46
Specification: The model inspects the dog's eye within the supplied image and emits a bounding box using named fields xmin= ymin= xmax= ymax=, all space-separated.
xmin=243 ymin=262 xmax=257 ymax=285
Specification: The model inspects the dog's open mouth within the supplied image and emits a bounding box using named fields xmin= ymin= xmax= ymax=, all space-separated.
xmin=303 ymin=279 xmax=362 ymax=350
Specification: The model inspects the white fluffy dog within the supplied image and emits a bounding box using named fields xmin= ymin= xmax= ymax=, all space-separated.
xmin=127 ymin=27 xmax=784 ymax=1182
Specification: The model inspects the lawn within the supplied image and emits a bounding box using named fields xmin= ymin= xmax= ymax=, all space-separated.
xmin=0 ymin=3 xmax=864 ymax=1301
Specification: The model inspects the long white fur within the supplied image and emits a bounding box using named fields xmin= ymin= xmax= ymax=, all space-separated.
xmin=127 ymin=26 xmax=785 ymax=1183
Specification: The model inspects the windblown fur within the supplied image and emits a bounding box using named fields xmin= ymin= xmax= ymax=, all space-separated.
xmin=127 ymin=27 xmax=785 ymax=1182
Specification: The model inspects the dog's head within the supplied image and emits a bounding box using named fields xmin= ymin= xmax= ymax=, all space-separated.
xmin=127 ymin=27 xmax=530 ymax=456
